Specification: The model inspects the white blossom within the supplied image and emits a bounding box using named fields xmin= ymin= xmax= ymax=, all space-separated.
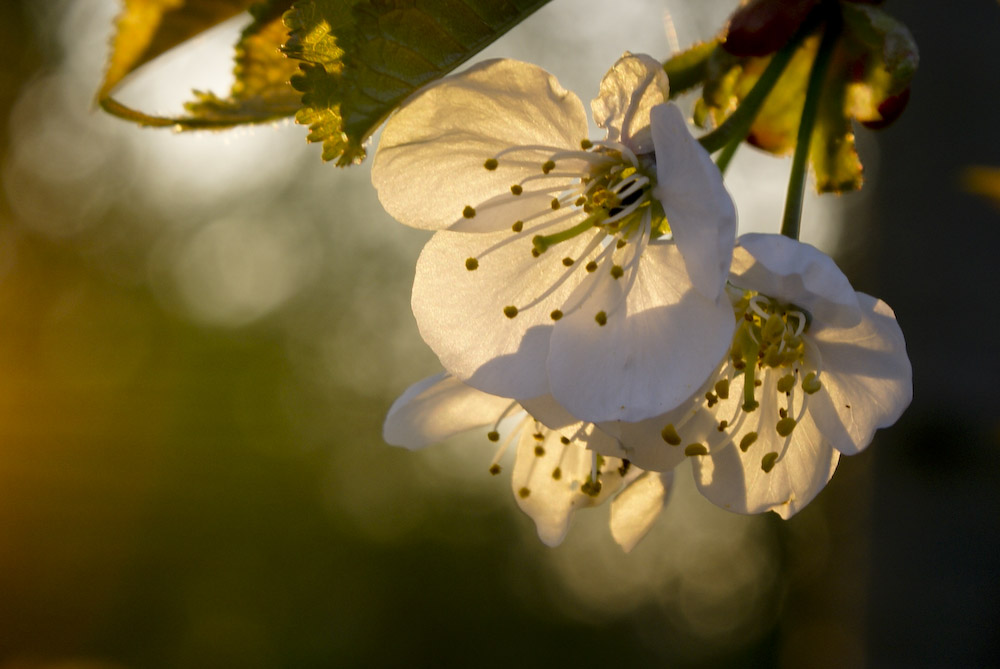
xmin=372 ymin=54 xmax=737 ymax=423
xmin=595 ymin=234 xmax=912 ymax=518
xmin=384 ymin=373 xmax=671 ymax=550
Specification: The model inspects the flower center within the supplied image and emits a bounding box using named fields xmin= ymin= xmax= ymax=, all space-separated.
xmin=466 ymin=139 xmax=665 ymax=326
xmin=659 ymin=288 xmax=827 ymax=474
xmin=482 ymin=406 xmax=611 ymax=497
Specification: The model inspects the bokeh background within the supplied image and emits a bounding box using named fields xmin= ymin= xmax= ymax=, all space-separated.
xmin=1 ymin=1 xmax=997 ymax=667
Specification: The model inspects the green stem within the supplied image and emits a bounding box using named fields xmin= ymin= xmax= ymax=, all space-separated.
xmin=780 ymin=11 xmax=841 ymax=240
xmin=715 ymin=135 xmax=741 ymax=174
xmin=697 ymin=16 xmax=815 ymax=154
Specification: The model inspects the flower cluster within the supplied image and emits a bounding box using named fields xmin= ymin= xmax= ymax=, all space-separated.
xmin=373 ymin=54 xmax=911 ymax=549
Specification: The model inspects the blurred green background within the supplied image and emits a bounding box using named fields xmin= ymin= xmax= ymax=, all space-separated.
xmin=1 ymin=1 xmax=998 ymax=667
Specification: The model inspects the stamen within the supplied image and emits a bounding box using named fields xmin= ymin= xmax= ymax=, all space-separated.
xmin=484 ymin=158 xmax=499 ymax=170
xmin=739 ymin=432 xmax=758 ymax=452
xmin=550 ymin=309 xmax=563 ymax=321
xmin=684 ymin=443 xmax=708 ymax=456
xmin=715 ymin=378 xmax=730 ymax=400
xmin=503 ymin=306 xmax=518 ymax=319
xmin=802 ymin=372 xmax=822 ymax=394
xmin=510 ymin=184 xmax=523 ymax=195
xmin=610 ymin=264 xmax=624 ymax=279
xmin=531 ymin=210 xmax=606 ymax=254
xmin=776 ymin=417 xmax=797 ymax=436
xmin=661 ymin=423 xmax=682 ymax=445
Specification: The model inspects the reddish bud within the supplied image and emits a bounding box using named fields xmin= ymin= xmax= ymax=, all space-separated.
xmin=861 ymin=87 xmax=911 ymax=129
xmin=724 ymin=0 xmax=821 ymax=57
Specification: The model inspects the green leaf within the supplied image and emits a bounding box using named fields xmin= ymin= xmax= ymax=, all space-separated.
xmin=663 ymin=40 xmax=721 ymax=98
xmin=99 ymin=0 xmax=301 ymax=129
xmin=284 ymin=0 xmax=552 ymax=165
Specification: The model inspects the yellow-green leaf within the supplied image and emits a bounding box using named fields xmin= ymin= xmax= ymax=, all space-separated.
xmin=284 ymin=0 xmax=552 ymax=165
xmin=99 ymin=0 xmax=300 ymax=129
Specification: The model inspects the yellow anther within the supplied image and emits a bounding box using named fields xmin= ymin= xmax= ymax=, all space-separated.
xmin=580 ymin=139 xmax=593 ymax=149
xmin=489 ymin=464 xmax=501 ymax=475
xmin=533 ymin=432 xmax=544 ymax=441
xmin=717 ymin=420 xmax=728 ymax=432
xmin=595 ymin=311 xmax=608 ymax=326
xmin=550 ymin=309 xmax=563 ymax=321
xmin=551 ymin=467 xmax=562 ymax=480
xmin=542 ymin=160 xmax=556 ymax=174
xmin=512 ymin=220 xmax=524 ymax=232
xmin=714 ymin=378 xmax=730 ymax=400
xmin=550 ymin=198 xmax=561 ymax=210
xmin=465 ymin=257 xmax=479 ymax=271
xmin=761 ymin=452 xmax=779 ymax=473
xmin=684 ymin=443 xmax=708 ymax=456
xmin=575 ymin=196 xmax=586 ymax=206
xmin=610 ymin=264 xmax=624 ymax=279
xmin=560 ymin=436 xmax=571 ymax=445
xmin=739 ymin=432 xmax=758 ymax=452
xmin=705 ymin=391 xmax=718 ymax=408
xmin=562 ymin=257 xmax=574 ymax=267
xmin=776 ymin=417 xmax=797 ymax=437
xmin=585 ymin=261 xmax=598 ymax=272
xmin=534 ymin=445 xmax=545 ymax=457
xmin=484 ymin=158 xmax=498 ymax=170
xmin=487 ymin=431 xmax=500 ymax=442
xmin=463 ymin=205 xmax=476 ymax=218
xmin=531 ymin=248 xmax=541 ymax=258
xmin=581 ymin=479 xmax=603 ymax=496
xmin=510 ymin=184 xmax=523 ymax=195
xmin=660 ymin=423 xmax=682 ymax=445
xmin=802 ymin=372 xmax=822 ymax=394
xmin=776 ymin=374 xmax=796 ymax=393
xmin=503 ymin=306 xmax=518 ymax=319
xmin=616 ymin=238 xmax=627 ymax=249
xmin=518 ymin=487 xmax=531 ymax=498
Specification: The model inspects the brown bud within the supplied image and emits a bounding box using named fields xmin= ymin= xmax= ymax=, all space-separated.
xmin=724 ymin=0 xmax=821 ymax=57
xmin=861 ymin=87 xmax=911 ymax=129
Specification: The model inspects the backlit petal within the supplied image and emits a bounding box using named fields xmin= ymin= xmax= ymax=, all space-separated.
xmin=610 ymin=470 xmax=673 ymax=552
xmin=732 ymin=234 xmax=862 ymax=328
xmin=548 ymin=242 xmax=734 ymax=422
xmin=651 ymin=103 xmax=737 ymax=298
xmin=383 ymin=373 xmax=516 ymax=449
xmin=805 ymin=293 xmax=912 ymax=455
xmin=372 ymin=59 xmax=587 ymax=230
xmin=591 ymin=53 xmax=669 ymax=154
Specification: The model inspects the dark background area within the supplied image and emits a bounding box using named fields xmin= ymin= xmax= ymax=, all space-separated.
xmin=0 ymin=1 xmax=997 ymax=667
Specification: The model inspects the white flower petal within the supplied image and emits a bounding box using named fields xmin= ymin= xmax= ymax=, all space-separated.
xmin=805 ymin=293 xmax=912 ymax=455
xmin=651 ymin=103 xmax=737 ymax=299
xmin=591 ymin=53 xmax=669 ymax=154
xmin=383 ymin=373 xmax=515 ymax=449
xmin=511 ymin=427 xmax=625 ymax=546
xmin=372 ymin=59 xmax=588 ymax=230
xmin=548 ymin=241 xmax=735 ymax=422
xmin=692 ymin=370 xmax=840 ymax=518
xmin=610 ymin=470 xmax=673 ymax=552
xmin=412 ymin=226 xmax=600 ymax=399
xmin=601 ymin=393 xmax=718 ymax=472
xmin=732 ymin=234 xmax=862 ymax=328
